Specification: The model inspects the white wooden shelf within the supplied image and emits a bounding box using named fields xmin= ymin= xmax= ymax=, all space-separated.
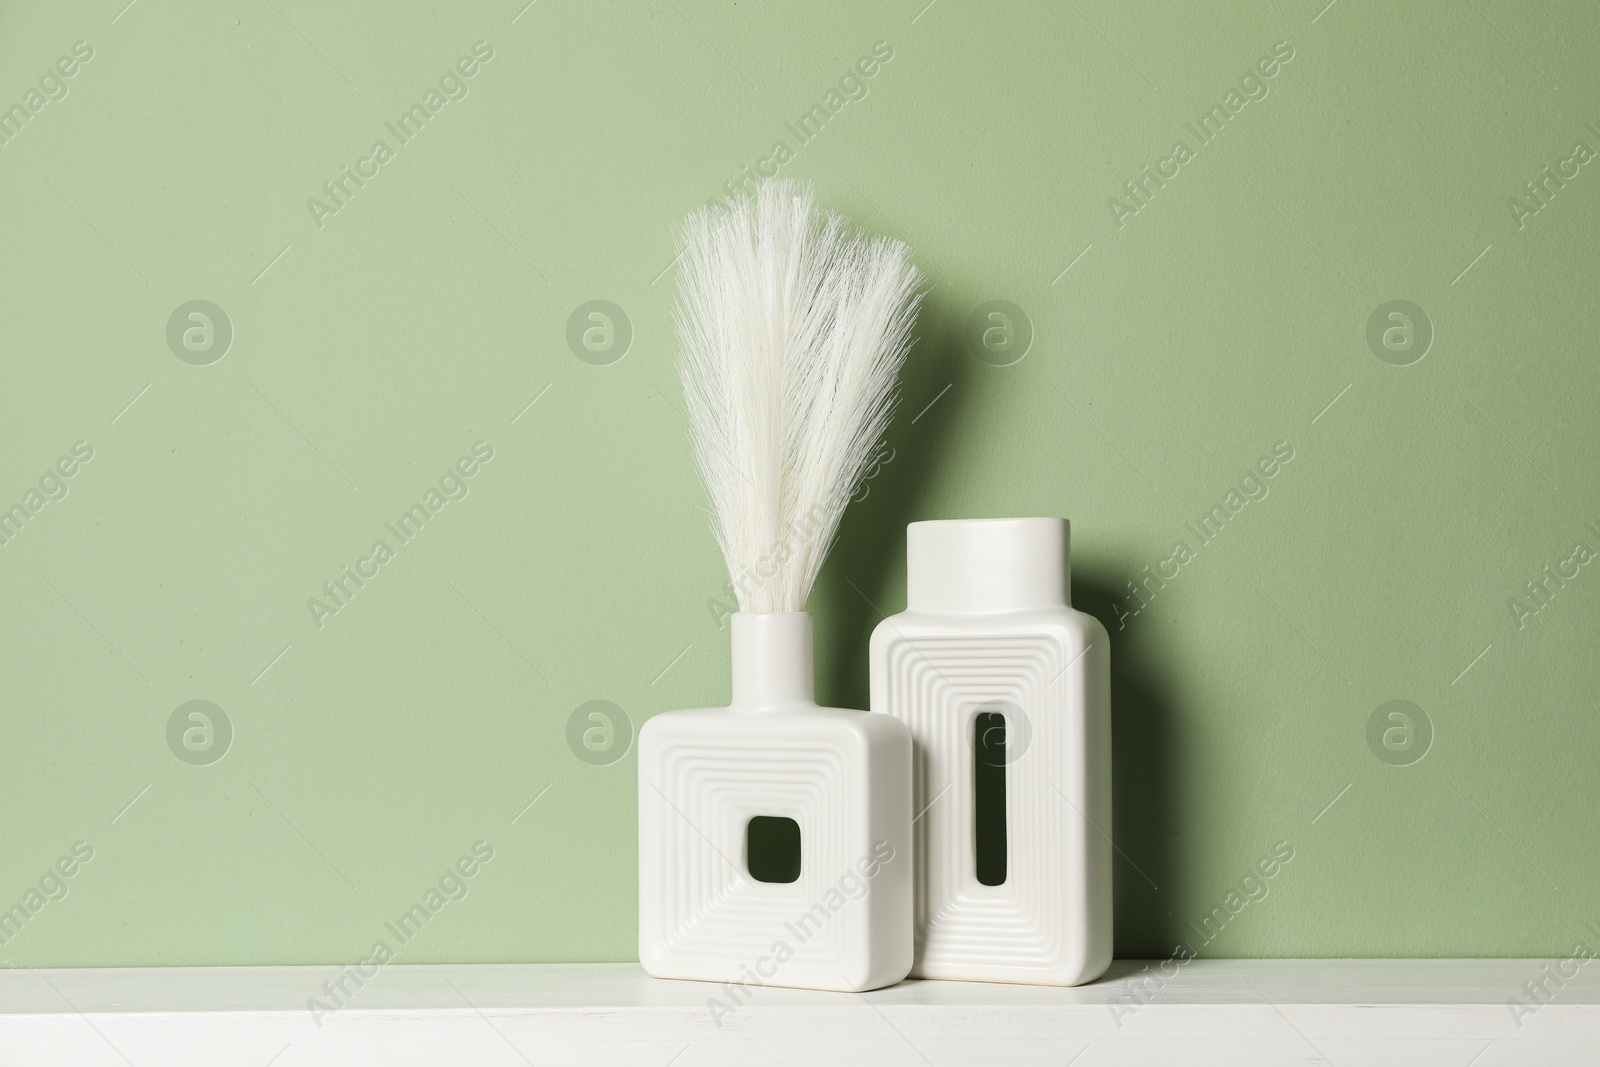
xmin=1 ymin=959 xmax=1595 ymax=1065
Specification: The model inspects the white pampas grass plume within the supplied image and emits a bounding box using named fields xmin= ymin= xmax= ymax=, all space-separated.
xmin=675 ymin=180 xmax=923 ymax=613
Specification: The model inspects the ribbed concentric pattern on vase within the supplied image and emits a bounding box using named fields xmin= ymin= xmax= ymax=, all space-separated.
xmin=881 ymin=633 xmax=1090 ymax=976
xmin=649 ymin=739 xmax=850 ymax=968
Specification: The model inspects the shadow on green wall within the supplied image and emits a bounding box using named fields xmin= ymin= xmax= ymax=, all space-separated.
xmin=813 ymin=291 xmax=974 ymax=711
xmin=1073 ymin=570 xmax=1183 ymax=959
xmin=811 ymin=289 xmax=1187 ymax=957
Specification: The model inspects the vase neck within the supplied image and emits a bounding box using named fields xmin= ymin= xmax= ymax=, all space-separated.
xmin=907 ymin=517 xmax=1070 ymax=612
xmin=730 ymin=612 xmax=815 ymax=709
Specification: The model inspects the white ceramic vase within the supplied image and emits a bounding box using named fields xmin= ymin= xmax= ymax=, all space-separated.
xmin=639 ymin=612 xmax=914 ymax=993
xmin=869 ymin=517 xmax=1112 ymax=985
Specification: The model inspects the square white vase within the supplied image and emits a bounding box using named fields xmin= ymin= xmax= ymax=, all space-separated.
xmin=638 ymin=612 xmax=914 ymax=993
xmin=869 ymin=518 xmax=1112 ymax=986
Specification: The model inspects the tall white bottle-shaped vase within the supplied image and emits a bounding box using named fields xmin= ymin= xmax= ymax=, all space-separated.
xmin=639 ymin=611 xmax=914 ymax=993
xmin=869 ymin=517 xmax=1112 ymax=985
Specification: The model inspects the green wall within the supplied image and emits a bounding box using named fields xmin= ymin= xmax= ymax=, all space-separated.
xmin=1 ymin=0 xmax=1596 ymax=968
